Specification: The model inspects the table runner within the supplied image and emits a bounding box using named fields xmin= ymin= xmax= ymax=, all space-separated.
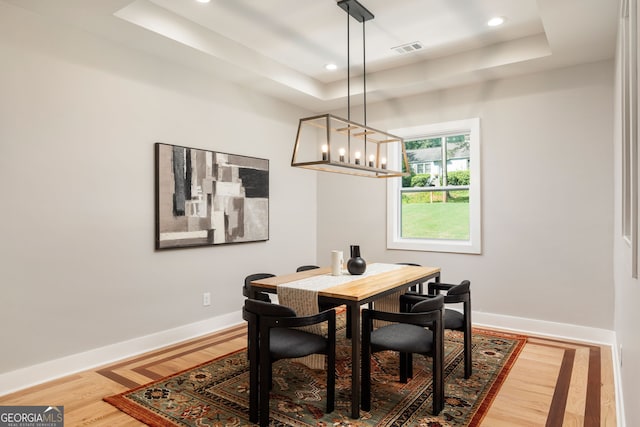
xmin=277 ymin=263 xmax=406 ymax=368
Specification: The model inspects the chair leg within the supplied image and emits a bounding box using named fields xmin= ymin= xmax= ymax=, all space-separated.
xmin=326 ymin=353 xmax=335 ymax=413
xmin=464 ymin=327 xmax=472 ymax=379
xmin=432 ymin=333 xmax=445 ymax=415
xmin=361 ymin=339 xmax=371 ymax=411
xmin=247 ymin=326 xmax=259 ymax=423
xmin=361 ymin=354 xmax=371 ymax=411
xmin=399 ymin=352 xmax=408 ymax=383
xmin=259 ymin=355 xmax=271 ymax=427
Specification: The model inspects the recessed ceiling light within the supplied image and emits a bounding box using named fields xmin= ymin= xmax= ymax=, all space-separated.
xmin=487 ymin=16 xmax=505 ymax=27
xmin=325 ymin=63 xmax=338 ymax=71
xmin=196 ymin=0 xmax=210 ymax=3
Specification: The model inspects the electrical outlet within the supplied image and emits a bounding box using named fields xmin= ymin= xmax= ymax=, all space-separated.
xmin=203 ymin=292 xmax=211 ymax=306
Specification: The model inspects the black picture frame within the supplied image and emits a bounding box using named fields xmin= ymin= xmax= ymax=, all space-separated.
xmin=155 ymin=142 xmax=269 ymax=249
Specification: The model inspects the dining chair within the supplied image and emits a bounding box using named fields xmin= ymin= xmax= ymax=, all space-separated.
xmin=361 ymin=294 xmax=445 ymax=415
xmin=243 ymin=273 xmax=275 ymax=302
xmin=404 ymin=280 xmax=472 ymax=378
xmin=242 ymin=299 xmax=336 ymax=427
xmin=296 ymin=264 xmax=320 ymax=272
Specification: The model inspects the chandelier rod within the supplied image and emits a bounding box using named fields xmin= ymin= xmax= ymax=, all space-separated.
xmin=347 ymin=5 xmax=350 ymax=123
xmin=363 ymin=19 xmax=367 ymax=127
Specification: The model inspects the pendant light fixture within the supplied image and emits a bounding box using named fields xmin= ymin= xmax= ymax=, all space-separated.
xmin=291 ymin=0 xmax=409 ymax=178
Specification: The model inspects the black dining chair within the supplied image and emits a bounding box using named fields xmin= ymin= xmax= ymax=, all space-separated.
xmin=361 ymin=294 xmax=445 ymax=415
xmin=243 ymin=273 xmax=275 ymax=302
xmin=242 ymin=299 xmax=336 ymax=427
xmin=404 ymin=280 xmax=472 ymax=378
xmin=296 ymin=265 xmax=320 ymax=272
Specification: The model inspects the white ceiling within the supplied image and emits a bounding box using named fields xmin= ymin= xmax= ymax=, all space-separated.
xmin=4 ymin=0 xmax=619 ymax=112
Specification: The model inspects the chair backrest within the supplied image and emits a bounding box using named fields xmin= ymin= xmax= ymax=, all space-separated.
xmin=244 ymin=298 xmax=296 ymax=318
xmin=296 ymin=265 xmax=320 ymax=272
xmin=443 ymin=280 xmax=470 ymax=304
xmin=410 ymin=294 xmax=445 ymax=313
xmin=243 ymin=273 xmax=275 ymax=298
xmin=447 ymin=280 xmax=470 ymax=296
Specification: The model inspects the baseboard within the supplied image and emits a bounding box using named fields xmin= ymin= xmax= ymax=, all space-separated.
xmin=472 ymin=311 xmax=616 ymax=344
xmin=0 ymin=310 xmax=244 ymax=397
xmin=611 ymin=336 xmax=627 ymax=427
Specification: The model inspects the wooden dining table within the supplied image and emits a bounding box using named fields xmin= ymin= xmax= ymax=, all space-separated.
xmin=249 ymin=263 xmax=441 ymax=419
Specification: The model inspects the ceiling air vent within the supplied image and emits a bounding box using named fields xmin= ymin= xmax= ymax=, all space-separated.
xmin=392 ymin=41 xmax=424 ymax=54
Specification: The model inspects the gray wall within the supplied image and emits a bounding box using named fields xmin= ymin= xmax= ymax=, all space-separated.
xmin=0 ymin=3 xmax=317 ymax=374
xmin=317 ymin=60 xmax=615 ymax=329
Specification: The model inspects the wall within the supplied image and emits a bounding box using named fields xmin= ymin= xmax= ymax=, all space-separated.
xmin=613 ymin=2 xmax=640 ymax=424
xmin=0 ymin=2 xmax=317 ymax=377
xmin=317 ymin=60 xmax=615 ymax=330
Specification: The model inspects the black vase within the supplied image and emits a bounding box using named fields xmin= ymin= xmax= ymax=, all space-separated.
xmin=347 ymin=245 xmax=366 ymax=275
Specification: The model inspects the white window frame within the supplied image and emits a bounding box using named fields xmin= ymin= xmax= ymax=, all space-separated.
xmin=387 ymin=118 xmax=482 ymax=254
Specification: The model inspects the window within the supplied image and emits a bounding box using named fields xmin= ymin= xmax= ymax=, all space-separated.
xmin=387 ymin=118 xmax=481 ymax=254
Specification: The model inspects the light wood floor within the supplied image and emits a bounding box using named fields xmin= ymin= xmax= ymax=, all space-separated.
xmin=0 ymin=324 xmax=616 ymax=426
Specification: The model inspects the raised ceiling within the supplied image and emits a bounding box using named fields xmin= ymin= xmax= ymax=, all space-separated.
xmin=3 ymin=0 xmax=619 ymax=111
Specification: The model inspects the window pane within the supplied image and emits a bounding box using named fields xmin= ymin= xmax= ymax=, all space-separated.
xmin=402 ymin=132 xmax=470 ymax=241
xmin=401 ymin=190 xmax=470 ymax=240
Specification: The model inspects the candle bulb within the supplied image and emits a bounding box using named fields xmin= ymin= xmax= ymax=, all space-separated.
xmin=381 ymin=157 xmax=387 ymax=169
xmin=355 ymin=151 xmax=361 ymax=165
xmin=369 ymin=154 xmax=375 ymax=167
xmin=321 ymin=144 xmax=328 ymax=161
xmin=339 ymin=148 xmax=345 ymax=162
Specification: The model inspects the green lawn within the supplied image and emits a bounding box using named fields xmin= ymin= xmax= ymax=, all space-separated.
xmin=401 ymin=201 xmax=470 ymax=240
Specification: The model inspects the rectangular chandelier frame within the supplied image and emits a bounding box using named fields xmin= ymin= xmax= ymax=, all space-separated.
xmin=291 ymin=114 xmax=409 ymax=178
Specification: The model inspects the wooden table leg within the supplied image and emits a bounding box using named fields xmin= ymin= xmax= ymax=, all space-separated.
xmin=349 ymin=300 xmax=360 ymax=419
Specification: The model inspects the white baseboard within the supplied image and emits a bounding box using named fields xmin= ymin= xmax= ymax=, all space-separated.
xmin=472 ymin=311 xmax=616 ymax=344
xmin=0 ymin=310 xmax=244 ymax=397
xmin=611 ymin=337 xmax=626 ymax=427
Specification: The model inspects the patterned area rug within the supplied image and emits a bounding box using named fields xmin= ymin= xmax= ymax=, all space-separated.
xmin=105 ymin=316 xmax=526 ymax=426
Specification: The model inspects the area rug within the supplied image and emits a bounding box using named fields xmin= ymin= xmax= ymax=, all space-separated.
xmin=105 ymin=317 xmax=526 ymax=426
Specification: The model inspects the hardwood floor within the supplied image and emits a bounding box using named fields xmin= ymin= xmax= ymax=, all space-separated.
xmin=0 ymin=324 xmax=616 ymax=426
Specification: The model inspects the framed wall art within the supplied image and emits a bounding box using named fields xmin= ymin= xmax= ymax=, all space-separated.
xmin=155 ymin=143 xmax=269 ymax=249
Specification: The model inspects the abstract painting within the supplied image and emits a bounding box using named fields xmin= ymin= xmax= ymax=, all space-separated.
xmin=155 ymin=143 xmax=269 ymax=249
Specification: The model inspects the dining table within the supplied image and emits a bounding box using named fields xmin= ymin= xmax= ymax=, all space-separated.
xmin=249 ymin=262 xmax=441 ymax=419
